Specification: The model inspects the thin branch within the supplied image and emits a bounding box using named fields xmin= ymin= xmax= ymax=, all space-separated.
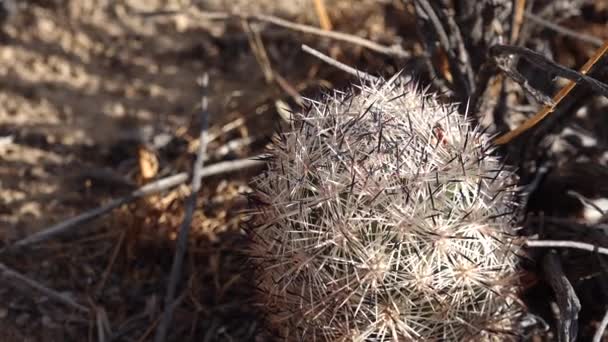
xmin=243 ymin=19 xmax=274 ymax=83
xmin=413 ymin=0 xmax=474 ymax=98
xmin=494 ymin=60 xmax=554 ymax=106
xmin=96 ymin=307 xmax=111 ymax=342
xmin=313 ymin=0 xmax=332 ymax=31
xmin=525 ymin=11 xmax=603 ymax=47
xmin=543 ymin=252 xmax=580 ymax=342
xmin=494 ymin=40 xmax=608 ymax=144
xmin=443 ymin=6 xmax=475 ymax=95
xmin=491 ymin=44 xmax=608 ymax=98
xmin=137 ymin=291 xmax=187 ymax=342
xmin=414 ymin=0 xmax=450 ymax=54
xmin=5 ymin=173 xmax=189 ymax=251
xmin=593 ymin=308 xmax=608 ymax=342
xmin=95 ymin=230 xmax=126 ymax=296
xmin=154 ymin=73 xmax=211 ymax=342
xmin=140 ymin=9 xmax=409 ymax=58
xmin=301 ymin=44 xmax=379 ymax=83
xmin=242 ymin=13 xmax=409 ymax=58
xmin=6 ymin=156 xmax=264 ymax=252
xmin=526 ymin=240 xmax=608 ymax=256
xmin=0 ymin=262 xmax=89 ymax=313
xmin=510 ymin=0 xmax=527 ymax=44
xmin=198 ymin=156 xmax=264 ymax=177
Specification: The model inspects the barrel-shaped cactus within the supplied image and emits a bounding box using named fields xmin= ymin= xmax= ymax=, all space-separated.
xmin=248 ymin=75 xmax=523 ymax=341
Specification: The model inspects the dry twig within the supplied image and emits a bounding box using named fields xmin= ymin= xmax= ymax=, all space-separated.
xmin=313 ymin=0 xmax=332 ymax=31
xmin=154 ymin=74 xmax=211 ymax=342
xmin=302 ymin=44 xmax=379 ymax=83
xmin=96 ymin=307 xmax=112 ymax=342
xmin=494 ymin=40 xmax=608 ymax=144
xmin=232 ymin=13 xmax=409 ymax=58
xmin=0 ymin=262 xmax=89 ymax=313
xmin=413 ymin=0 xmax=475 ymax=99
xmin=593 ymin=308 xmax=608 ymax=342
xmin=6 ymin=157 xmax=264 ymax=252
xmin=543 ymin=252 xmax=581 ymax=342
xmin=527 ymin=240 xmax=608 ymax=255
xmin=510 ymin=0 xmax=527 ymax=44
xmin=494 ymin=61 xmax=554 ymax=106
xmin=140 ymin=9 xmax=409 ymax=58
xmin=198 ymin=156 xmax=264 ymax=177
xmin=491 ymin=45 xmax=608 ymax=99
xmin=95 ymin=230 xmax=126 ymax=296
xmin=524 ymin=11 xmax=603 ymax=47
xmin=6 ymin=173 xmax=189 ymax=251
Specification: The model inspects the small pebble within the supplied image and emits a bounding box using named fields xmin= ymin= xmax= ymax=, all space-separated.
xmin=0 ymin=307 xmax=8 ymax=319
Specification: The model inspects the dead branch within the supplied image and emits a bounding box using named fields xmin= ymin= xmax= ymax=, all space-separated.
xmin=526 ymin=240 xmax=608 ymax=256
xmin=6 ymin=172 xmax=189 ymax=251
xmin=198 ymin=155 xmax=264 ymax=177
xmin=494 ymin=60 xmax=554 ymax=106
xmin=6 ymin=156 xmax=264 ymax=252
xmin=543 ymin=252 xmax=581 ymax=342
xmin=494 ymin=40 xmax=608 ymax=144
xmin=524 ymin=11 xmax=603 ymax=47
xmin=0 ymin=262 xmax=89 ymax=313
xmin=593 ymin=308 xmax=608 ymax=342
xmin=154 ymin=74 xmax=210 ymax=342
xmin=312 ymin=0 xmax=332 ymax=31
xmin=413 ymin=0 xmax=476 ymax=99
xmin=491 ymin=44 xmax=608 ymax=99
xmin=302 ymin=44 xmax=379 ymax=83
xmin=140 ymin=9 xmax=409 ymax=58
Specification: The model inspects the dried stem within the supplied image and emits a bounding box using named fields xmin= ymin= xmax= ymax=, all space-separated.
xmin=6 ymin=172 xmax=189 ymax=251
xmin=543 ymin=252 xmax=580 ymax=342
xmin=593 ymin=308 xmax=608 ymax=342
xmin=95 ymin=230 xmax=126 ymax=296
xmin=313 ymin=0 xmax=332 ymax=31
xmin=525 ymin=11 xmax=603 ymax=47
xmin=510 ymin=0 xmax=527 ymax=44
xmin=0 ymin=262 xmax=89 ymax=313
xmin=301 ymin=44 xmax=379 ymax=82
xmin=5 ymin=156 xmax=264 ymax=253
xmin=491 ymin=45 xmax=608 ymax=98
xmin=494 ymin=40 xmax=608 ymax=144
xmin=154 ymin=74 xmax=211 ymax=342
xmin=526 ymin=240 xmax=608 ymax=256
xmin=237 ymin=13 xmax=409 ymax=58
xmin=140 ymin=9 xmax=409 ymax=58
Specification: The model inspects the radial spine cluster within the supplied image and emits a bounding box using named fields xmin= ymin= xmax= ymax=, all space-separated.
xmin=249 ymin=75 xmax=523 ymax=341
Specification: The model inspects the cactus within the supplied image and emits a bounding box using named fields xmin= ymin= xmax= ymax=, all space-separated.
xmin=248 ymin=75 xmax=523 ymax=341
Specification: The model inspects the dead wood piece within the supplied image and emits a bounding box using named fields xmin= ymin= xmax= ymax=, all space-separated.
xmin=491 ymin=44 xmax=608 ymax=99
xmin=6 ymin=173 xmax=189 ymax=251
xmin=593 ymin=308 xmax=608 ymax=342
xmin=524 ymin=11 xmax=603 ymax=47
xmin=527 ymin=240 xmax=608 ymax=256
xmin=0 ymin=262 xmax=89 ymax=313
xmin=494 ymin=41 xmax=608 ymax=144
xmin=412 ymin=0 xmax=478 ymax=100
xmin=301 ymin=44 xmax=379 ymax=83
xmin=140 ymin=8 xmax=410 ymax=58
xmin=154 ymin=74 xmax=210 ymax=342
xmin=543 ymin=252 xmax=581 ymax=342
xmin=6 ymin=156 xmax=265 ymax=252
